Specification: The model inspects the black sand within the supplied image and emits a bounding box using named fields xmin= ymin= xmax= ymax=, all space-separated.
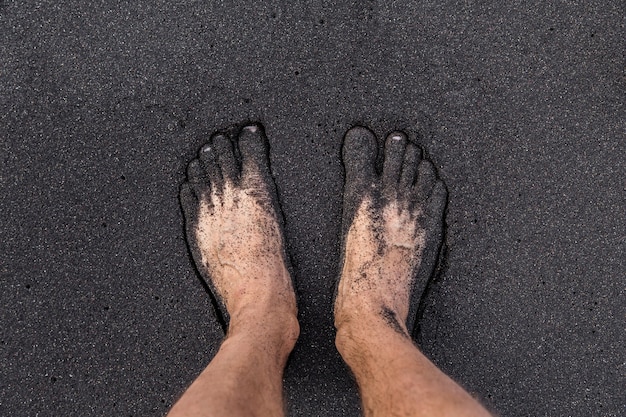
xmin=1 ymin=1 xmax=624 ymax=416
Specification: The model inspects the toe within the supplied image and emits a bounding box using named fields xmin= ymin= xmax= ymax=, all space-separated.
xmin=179 ymin=182 xmax=199 ymax=223
xmin=414 ymin=159 xmax=437 ymax=201
xmin=186 ymin=158 xmax=210 ymax=196
xmin=238 ymin=123 xmax=272 ymax=179
xmin=211 ymin=133 xmax=240 ymax=184
xmin=199 ymin=141 xmax=223 ymax=191
xmin=382 ymin=131 xmax=408 ymax=190
xmin=186 ymin=159 xmax=205 ymax=183
xmin=399 ymin=142 xmax=422 ymax=189
xmin=342 ymin=126 xmax=377 ymax=184
xmin=426 ymin=180 xmax=448 ymax=218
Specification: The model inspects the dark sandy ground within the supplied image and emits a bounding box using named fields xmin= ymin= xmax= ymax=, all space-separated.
xmin=1 ymin=1 xmax=624 ymax=416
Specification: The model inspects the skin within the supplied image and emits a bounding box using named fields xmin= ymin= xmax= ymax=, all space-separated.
xmin=171 ymin=124 xmax=298 ymax=417
xmin=334 ymin=126 xmax=493 ymax=417
xmin=168 ymin=123 xmax=492 ymax=417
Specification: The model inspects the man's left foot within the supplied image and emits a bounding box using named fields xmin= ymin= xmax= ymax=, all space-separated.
xmin=179 ymin=123 xmax=298 ymax=337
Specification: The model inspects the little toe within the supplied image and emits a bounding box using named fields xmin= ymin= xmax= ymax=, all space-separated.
xmin=414 ymin=159 xmax=438 ymax=201
xmin=186 ymin=159 xmax=205 ymax=183
xmin=426 ymin=180 xmax=448 ymax=219
xmin=399 ymin=143 xmax=422 ymax=189
xmin=238 ymin=123 xmax=272 ymax=179
xmin=382 ymin=131 xmax=408 ymax=190
xmin=211 ymin=133 xmax=240 ymax=184
xmin=186 ymin=158 xmax=210 ymax=196
xmin=179 ymin=182 xmax=200 ymax=223
xmin=342 ymin=126 xmax=377 ymax=185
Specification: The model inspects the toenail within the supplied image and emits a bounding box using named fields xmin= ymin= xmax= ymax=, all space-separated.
xmin=202 ymin=145 xmax=212 ymax=153
xmin=392 ymin=134 xmax=404 ymax=141
xmin=244 ymin=125 xmax=258 ymax=133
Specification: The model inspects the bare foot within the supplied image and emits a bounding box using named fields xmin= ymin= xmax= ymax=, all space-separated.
xmin=179 ymin=123 xmax=297 ymax=332
xmin=332 ymin=129 xmax=492 ymax=417
xmin=170 ymin=123 xmax=297 ymax=417
xmin=334 ymin=126 xmax=447 ymax=338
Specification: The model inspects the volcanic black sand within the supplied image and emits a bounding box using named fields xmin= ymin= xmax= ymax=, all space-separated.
xmin=1 ymin=1 xmax=624 ymax=416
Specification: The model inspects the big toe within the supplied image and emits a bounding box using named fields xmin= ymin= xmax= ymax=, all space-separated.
xmin=342 ymin=126 xmax=377 ymax=184
xmin=238 ymin=123 xmax=272 ymax=179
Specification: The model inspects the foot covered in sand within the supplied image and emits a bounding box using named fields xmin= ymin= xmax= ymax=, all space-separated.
xmin=180 ymin=123 xmax=297 ymax=330
xmin=335 ymin=126 xmax=447 ymax=337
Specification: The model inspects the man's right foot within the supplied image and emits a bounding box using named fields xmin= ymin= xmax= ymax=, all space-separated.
xmin=332 ymin=127 xmax=493 ymax=417
xmin=334 ymin=126 xmax=447 ymax=339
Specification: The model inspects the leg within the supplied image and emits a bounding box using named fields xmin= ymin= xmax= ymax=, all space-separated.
xmin=334 ymin=126 xmax=492 ymax=417
xmin=169 ymin=123 xmax=299 ymax=417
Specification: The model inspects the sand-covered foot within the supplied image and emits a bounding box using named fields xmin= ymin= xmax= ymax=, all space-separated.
xmin=180 ymin=123 xmax=297 ymax=331
xmin=334 ymin=126 xmax=447 ymax=337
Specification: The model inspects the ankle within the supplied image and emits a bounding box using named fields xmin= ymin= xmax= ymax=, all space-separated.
xmin=335 ymin=307 xmax=412 ymax=358
xmin=227 ymin=306 xmax=300 ymax=357
xmin=335 ymin=312 xmax=383 ymax=354
xmin=335 ymin=300 xmax=408 ymax=334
